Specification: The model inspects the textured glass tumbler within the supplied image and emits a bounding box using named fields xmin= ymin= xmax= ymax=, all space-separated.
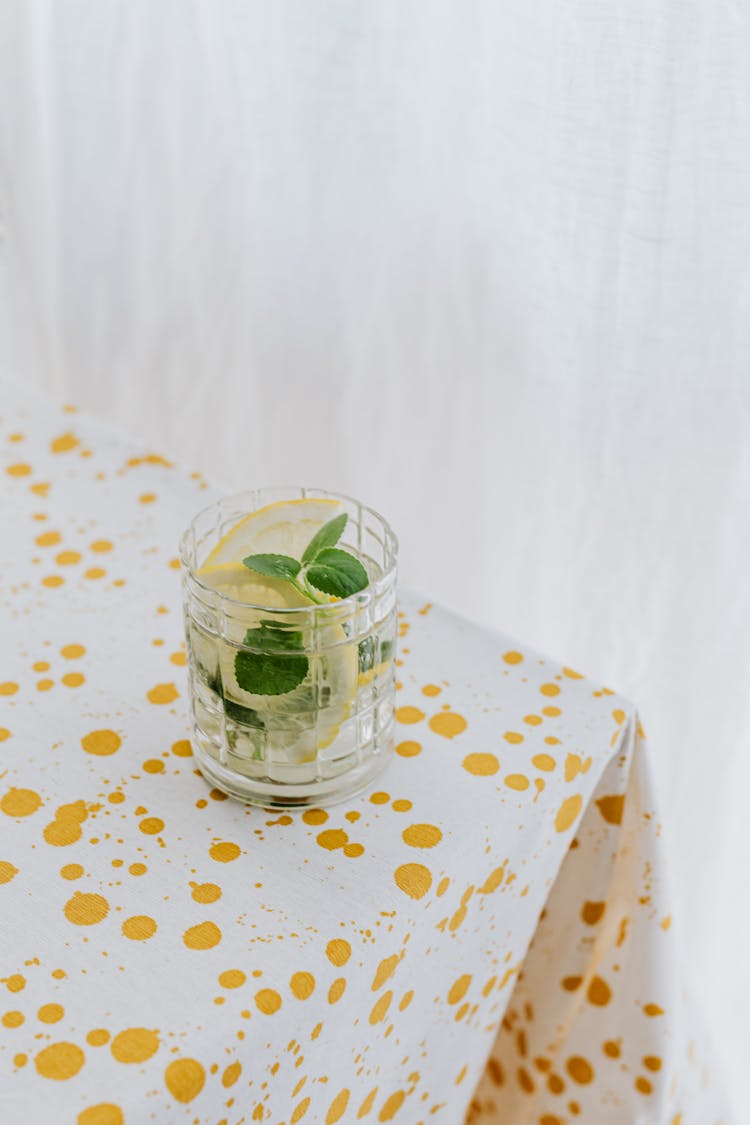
xmin=179 ymin=488 xmax=398 ymax=807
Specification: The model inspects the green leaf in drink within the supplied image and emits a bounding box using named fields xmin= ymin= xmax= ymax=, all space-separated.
xmin=306 ymin=548 xmax=369 ymax=598
xmin=301 ymin=512 xmax=348 ymax=565
xmin=242 ymin=553 xmax=301 ymax=581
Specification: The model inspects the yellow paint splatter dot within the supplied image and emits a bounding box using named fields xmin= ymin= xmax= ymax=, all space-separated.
xmin=428 ymin=710 xmax=467 ymax=739
xmin=86 ymin=1029 xmax=110 ymax=1046
xmin=121 ymin=915 xmax=157 ymax=941
xmin=291 ymin=1097 xmax=311 ymax=1123
xmin=328 ymin=978 xmax=346 ymax=1004
xmin=462 ymin=753 xmax=499 ymax=776
xmin=183 ymin=921 xmax=222 ymax=950
xmin=129 ymin=863 xmax=146 ymax=876
xmin=142 ymin=758 xmax=164 ymax=773
xmin=479 ymin=866 xmax=505 ymax=894
xmin=56 ymin=550 xmax=81 ymax=566
xmin=554 ymin=794 xmax=582 ymax=832
xmin=448 ymin=975 xmax=472 ymax=1004
xmin=391 ymin=799 xmax=412 ymax=812
xmin=42 ymin=575 xmax=65 ymax=588
xmin=81 ymin=729 xmax=121 ymax=756
xmin=395 ymin=706 xmax=425 ymax=725
xmin=317 ymin=829 xmax=348 ymax=851
xmin=369 ymin=990 xmax=392 ymax=1024
xmin=587 ymin=975 xmax=612 ymax=1006
xmin=566 ymin=1057 xmax=594 ymax=1084
xmin=139 ymin=492 xmax=157 ymax=503
xmin=164 ymin=1057 xmax=206 ymax=1103
xmin=62 ymin=671 xmax=85 ymax=689
xmin=33 ymin=660 xmax=51 ymax=672
xmin=36 ymin=677 xmax=54 ymax=691
xmin=222 ymin=1060 xmax=242 ymax=1087
xmin=532 ymin=754 xmax=556 ymax=771
xmin=5 ymin=975 xmax=25 ymax=992
xmin=147 ymin=682 xmax=178 ymax=704
xmin=326 ymin=1089 xmax=350 ymax=1124
xmin=36 ymin=530 xmax=61 ymax=547
xmin=503 ymin=730 xmax=524 ymax=744
xmin=379 ymin=1090 xmax=406 ymax=1121
xmin=78 ymin=1105 xmax=124 ymax=1125
xmin=139 ymin=817 xmax=164 ymax=835
xmin=218 ymin=969 xmax=246 ymax=989
xmin=290 ymin=972 xmax=315 ymax=1000
xmin=192 ymin=883 xmax=221 ymax=903
xmin=396 ymin=740 xmax=421 ymax=758
xmin=635 ymin=1076 xmax=653 ymax=1095
xmin=7 ymin=462 xmax=32 ymax=477
xmin=171 ymin=739 xmax=192 ymax=757
xmin=326 ymin=939 xmax=351 ymax=967
xmin=302 ymin=808 xmax=328 ymax=825
xmin=0 ymin=682 xmax=19 ymax=696
xmin=505 ymin=773 xmax=530 ymax=791
xmin=503 ymin=651 xmax=523 ymax=665
xmin=370 ymin=791 xmax=390 ymax=804
xmin=402 ymin=823 xmax=443 ymax=848
xmin=50 ymin=433 xmax=79 ymax=453
xmin=37 ymin=1002 xmax=63 ymax=1024
xmin=2 ymin=1010 xmax=24 ymax=1027
xmin=61 ymin=862 xmax=84 ymax=880
xmin=84 ymin=567 xmax=107 ymax=580
xmin=34 ymin=1041 xmax=85 ymax=1080
xmin=255 ymin=988 xmax=282 ymax=1015
xmin=0 ymin=861 xmax=19 ymax=883
xmin=422 ymin=684 xmax=441 ymax=697
xmin=1 ymin=788 xmax=42 ymax=817
xmin=64 ymin=892 xmax=109 ymax=926
xmin=169 ymin=650 xmax=187 ymax=666
xmin=209 ymin=841 xmax=240 ymax=862
xmin=543 ymin=705 xmax=561 ymax=717
xmin=582 ymin=901 xmax=605 ymax=925
xmin=603 ymin=1039 xmax=621 ymax=1058
xmin=540 ymin=683 xmax=561 ymax=697
xmin=644 ymin=1003 xmax=664 ymax=1017
xmin=90 ymin=540 xmax=112 ymax=554
xmin=394 ymin=863 xmax=432 ymax=900
xmin=596 ymin=794 xmax=625 ymax=825
xmin=0 ymin=729 xmax=11 ymax=743
xmin=372 ymin=953 xmax=400 ymax=991
xmin=13 ymin=1053 xmax=27 ymax=1067
xmin=110 ymin=1028 xmax=159 ymax=1063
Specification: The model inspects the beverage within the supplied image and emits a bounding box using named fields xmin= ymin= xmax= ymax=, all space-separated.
xmin=179 ymin=489 xmax=398 ymax=807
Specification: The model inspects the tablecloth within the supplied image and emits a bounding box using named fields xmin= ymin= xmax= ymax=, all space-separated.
xmin=1 ymin=382 xmax=723 ymax=1125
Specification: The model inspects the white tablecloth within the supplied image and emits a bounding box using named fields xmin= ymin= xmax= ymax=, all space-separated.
xmin=1 ymin=382 xmax=723 ymax=1124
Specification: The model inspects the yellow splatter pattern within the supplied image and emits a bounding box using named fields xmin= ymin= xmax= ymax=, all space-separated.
xmin=0 ymin=389 xmax=719 ymax=1124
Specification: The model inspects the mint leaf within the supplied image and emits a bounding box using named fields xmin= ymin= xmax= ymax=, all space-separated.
xmin=234 ymin=622 xmax=309 ymax=696
xmin=242 ymin=553 xmax=301 ymax=581
xmin=245 ymin=623 xmax=305 ymax=652
xmin=307 ymin=548 xmax=369 ymax=598
xmin=234 ymin=649 xmax=308 ymax=696
xmin=301 ymin=512 xmax=348 ymax=565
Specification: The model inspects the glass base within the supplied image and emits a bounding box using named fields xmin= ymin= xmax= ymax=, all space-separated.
xmin=191 ymin=728 xmax=394 ymax=809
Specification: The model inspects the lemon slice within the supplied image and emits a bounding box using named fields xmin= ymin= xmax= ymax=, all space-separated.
xmin=203 ymin=497 xmax=345 ymax=569
xmin=195 ymin=504 xmax=358 ymax=763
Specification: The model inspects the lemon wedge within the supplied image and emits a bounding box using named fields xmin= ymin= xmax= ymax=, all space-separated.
xmin=203 ymin=497 xmax=344 ymax=569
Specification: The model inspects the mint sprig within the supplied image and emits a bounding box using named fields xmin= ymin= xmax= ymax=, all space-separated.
xmin=242 ymin=513 xmax=368 ymax=606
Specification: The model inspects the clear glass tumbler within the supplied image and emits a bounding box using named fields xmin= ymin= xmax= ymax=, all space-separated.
xmin=179 ymin=487 xmax=398 ymax=807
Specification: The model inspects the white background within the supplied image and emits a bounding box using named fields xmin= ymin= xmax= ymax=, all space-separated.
xmin=1 ymin=2 xmax=749 ymax=1115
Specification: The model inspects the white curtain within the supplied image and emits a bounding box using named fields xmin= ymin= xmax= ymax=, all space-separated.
xmin=2 ymin=1 xmax=748 ymax=1113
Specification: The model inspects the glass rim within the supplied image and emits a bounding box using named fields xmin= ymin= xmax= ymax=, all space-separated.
xmin=179 ymin=486 xmax=399 ymax=614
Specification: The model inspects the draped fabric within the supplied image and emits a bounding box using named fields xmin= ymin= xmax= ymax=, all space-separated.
xmin=1 ymin=3 xmax=748 ymax=1113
